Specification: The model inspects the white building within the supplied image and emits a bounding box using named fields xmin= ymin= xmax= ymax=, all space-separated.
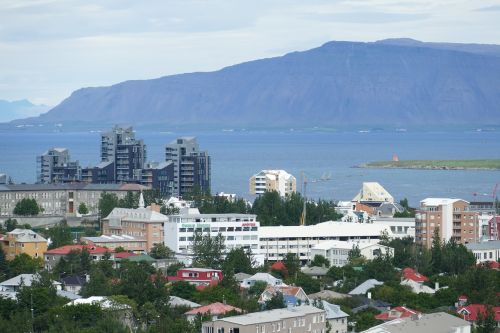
xmin=465 ymin=240 xmax=500 ymax=263
xmin=322 ymin=301 xmax=349 ymax=333
xmin=352 ymin=182 xmax=394 ymax=204
xmin=310 ymin=240 xmax=394 ymax=267
xmin=259 ymin=221 xmax=392 ymax=264
xmin=249 ymin=169 xmax=296 ymax=197
xmin=372 ymin=217 xmax=415 ymax=239
xmin=164 ymin=209 xmax=261 ymax=264
xmin=241 ymin=273 xmax=286 ymax=289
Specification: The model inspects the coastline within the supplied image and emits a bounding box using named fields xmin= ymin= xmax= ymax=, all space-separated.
xmin=356 ymin=160 xmax=500 ymax=171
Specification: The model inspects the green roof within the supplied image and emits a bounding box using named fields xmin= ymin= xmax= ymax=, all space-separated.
xmin=118 ymin=254 xmax=155 ymax=262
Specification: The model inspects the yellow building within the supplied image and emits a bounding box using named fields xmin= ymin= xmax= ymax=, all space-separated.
xmin=1 ymin=229 xmax=47 ymax=260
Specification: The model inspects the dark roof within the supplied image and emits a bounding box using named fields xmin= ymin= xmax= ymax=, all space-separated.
xmin=61 ymin=275 xmax=86 ymax=286
xmin=0 ymin=183 xmax=149 ymax=192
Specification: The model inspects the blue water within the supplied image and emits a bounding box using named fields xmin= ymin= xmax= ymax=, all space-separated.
xmin=1 ymin=129 xmax=499 ymax=206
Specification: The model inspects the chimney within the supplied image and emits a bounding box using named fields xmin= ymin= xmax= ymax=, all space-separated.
xmin=85 ymin=274 xmax=90 ymax=282
xmin=435 ymin=282 xmax=439 ymax=290
xmin=367 ymin=292 xmax=372 ymax=299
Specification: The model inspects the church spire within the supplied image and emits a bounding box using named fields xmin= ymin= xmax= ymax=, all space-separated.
xmin=139 ymin=191 xmax=145 ymax=208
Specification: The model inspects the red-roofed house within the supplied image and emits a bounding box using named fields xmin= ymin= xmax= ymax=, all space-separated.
xmin=457 ymin=304 xmax=500 ymax=328
xmin=458 ymin=295 xmax=468 ymax=307
xmin=44 ymin=245 xmax=112 ymax=270
xmin=167 ymin=268 xmax=223 ymax=289
xmin=402 ymin=267 xmax=429 ymax=282
xmin=185 ymin=302 xmax=242 ymax=321
xmin=375 ymin=306 xmax=421 ymax=321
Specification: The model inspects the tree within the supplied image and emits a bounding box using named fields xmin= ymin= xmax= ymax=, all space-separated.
xmin=80 ymin=266 xmax=112 ymax=297
xmin=4 ymin=218 xmax=19 ymax=232
xmin=223 ymin=248 xmax=255 ymax=275
xmin=192 ymin=231 xmax=225 ymax=269
xmin=118 ymin=191 xmax=138 ymax=209
xmin=46 ymin=220 xmax=73 ymax=249
xmin=293 ymin=272 xmax=320 ymax=294
xmin=149 ymin=243 xmax=173 ymax=259
xmin=98 ymin=192 xmax=119 ymax=218
xmin=161 ymin=204 xmax=180 ymax=215
xmin=170 ymin=281 xmax=197 ymax=300
xmin=476 ymin=305 xmax=496 ymax=333
xmin=13 ymin=198 xmax=40 ymax=216
xmin=283 ymin=253 xmax=300 ymax=278
xmin=8 ymin=253 xmax=43 ymax=276
xmin=265 ymin=292 xmax=285 ymax=310
xmin=77 ymin=202 xmax=89 ymax=215
xmin=431 ymin=228 xmax=442 ymax=273
xmin=114 ymin=246 xmax=126 ymax=253
xmin=310 ymin=254 xmax=330 ymax=268
xmin=0 ymin=244 xmax=9 ymax=279
xmin=347 ymin=244 xmax=364 ymax=265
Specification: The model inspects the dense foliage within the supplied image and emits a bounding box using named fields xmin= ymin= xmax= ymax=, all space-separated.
xmin=13 ymin=198 xmax=40 ymax=216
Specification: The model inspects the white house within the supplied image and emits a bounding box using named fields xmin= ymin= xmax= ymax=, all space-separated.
xmin=241 ymin=273 xmax=286 ymax=289
xmin=465 ymin=240 xmax=500 ymax=264
xmin=310 ymin=240 xmax=394 ymax=267
xmin=322 ymin=301 xmax=349 ymax=333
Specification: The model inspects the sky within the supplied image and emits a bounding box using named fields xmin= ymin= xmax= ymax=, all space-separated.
xmin=1 ymin=0 xmax=500 ymax=113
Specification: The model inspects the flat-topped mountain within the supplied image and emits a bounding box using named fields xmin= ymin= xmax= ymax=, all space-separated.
xmin=16 ymin=39 xmax=500 ymax=128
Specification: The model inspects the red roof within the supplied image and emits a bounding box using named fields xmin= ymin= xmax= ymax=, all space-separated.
xmin=458 ymin=295 xmax=468 ymax=301
xmin=185 ymin=302 xmax=242 ymax=316
xmin=457 ymin=304 xmax=500 ymax=322
xmin=114 ymin=252 xmax=137 ymax=259
xmin=45 ymin=244 xmax=110 ymax=255
xmin=375 ymin=306 xmax=420 ymax=321
xmin=271 ymin=261 xmax=287 ymax=271
xmin=402 ymin=267 xmax=429 ymax=282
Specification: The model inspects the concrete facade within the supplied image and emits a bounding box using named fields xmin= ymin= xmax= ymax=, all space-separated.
xmin=249 ymin=169 xmax=296 ymax=197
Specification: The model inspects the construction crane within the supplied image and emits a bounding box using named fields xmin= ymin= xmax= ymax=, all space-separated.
xmin=472 ymin=183 xmax=499 ymax=240
xmin=299 ymin=171 xmax=332 ymax=226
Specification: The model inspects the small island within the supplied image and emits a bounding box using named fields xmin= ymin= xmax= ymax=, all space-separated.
xmin=357 ymin=159 xmax=500 ymax=170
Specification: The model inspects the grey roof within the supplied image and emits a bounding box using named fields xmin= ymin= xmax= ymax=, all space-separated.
xmin=361 ymin=312 xmax=470 ymax=333
xmin=213 ymin=306 xmax=324 ymax=326
xmin=0 ymin=183 xmax=146 ymax=192
xmin=57 ymin=290 xmax=82 ymax=300
xmin=60 ymin=275 xmax=86 ymax=286
xmin=302 ymin=266 xmax=329 ymax=276
xmin=234 ymin=272 xmax=252 ymax=282
xmin=168 ymin=296 xmax=200 ymax=308
xmin=322 ymin=301 xmax=349 ymax=320
xmin=349 ymin=279 xmax=383 ymax=295
xmin=0 ymin=274 xmax=61 ymax=287
xmin=465 ymin=240 xmax=500 ymax=251
xmin=8 ymin=229 xmax=47 ymax=243
xmin=308 ymin=290 xmax=351 ymax=300
xmin=95 ymin=161 xmax=114 ymax=169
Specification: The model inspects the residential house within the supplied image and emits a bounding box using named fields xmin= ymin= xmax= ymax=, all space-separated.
xmin=234 ymin=272 xmax=252 ymax=284
xmin=310 ymin=240 xmax=393 ymax=267
xmin=185 ymin=302 xmax=242 ymax=322
xmin=167 ymin=268 xmax=223 ymax=289
xmin=44 ymin=244 xmax=111 ymax=270
xmin=361 ymin=312 xmax=471 ymax=333
xmin=168 ymin=296 xmax=201 ymax=309
xmin=0 ymin=273 xmax=62 ymax=292
xmin=399 ymin=267 xmax=437 ymax=294
xmin=322 ymin=300 xmax=349 ymax=333
xmin=466 ymin=240 xmax=500 ymax=264
xmin=249 ymin=169 xmax=296 ymax=197
xmin=375 ymin=306 xmax=421 ymax=321
xmin=258 ymin=286 xmax=310 ymax=306
xmin=60 ymin=275 xmax=86 ymax=295
xmin=240 ymin=273 xmax=286 ymax=289
xmin=308 ymin=290 xmax=351 ymax=300
xmin=457 ymin=304 xmax=500 ymax=329
xmin=202 ymin=305 xmax=326 ymax=333
xmin=301 ymin=266 xmax=328 ymax=280
xmin=1 ymin=228 xmax=47 ymax=260
xmin=348 ymin=279 xmax=383 ymax=295
xmin=81 ymin=234 xmax=147 ymax=253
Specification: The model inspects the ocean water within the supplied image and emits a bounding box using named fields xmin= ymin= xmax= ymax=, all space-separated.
xmin=0 ymin=129 xmax=499 ymax=206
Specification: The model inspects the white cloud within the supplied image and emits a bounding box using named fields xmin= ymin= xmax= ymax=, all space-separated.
xmin=0 ymin=0 xmax=499 ymax=105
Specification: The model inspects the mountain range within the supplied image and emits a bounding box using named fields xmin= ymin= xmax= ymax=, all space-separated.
xmin=13 ymin=39 xmax=500 ymax=128
xmin=0 ymin=99 xmax=49 ymax=123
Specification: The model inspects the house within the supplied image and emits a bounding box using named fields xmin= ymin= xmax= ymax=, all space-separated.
xmin=44 ymin=244 xmax=112 ymax=270
xmin=81 ymin=234 xmax=147 ymax=253
xmin=241 ymin=272 xmax=286 ymax=289
xmin=351 ymin=296 xmax=391 ymax=314
xmin=270 ymin=261 xmax=288 ymax=276
xmin=401 ymin=267 xmax=428 ymax=282
xmin=234 ymin=272 xmax=252 ymax=283
xmin=348 ymin=279 xmax=383 ymax=295
xmin=301 ymin=266 xmax=328 ymax=279
xmin=308 ymin=290 xmax=351 ymax=300
xmin=202 ymin=305 xmax=325 ymax=333
xmin=60 ymin=275 xmax=86 ymax=295
xmin=167 ymin=268 xmax=223 ymax=289
xmin=0 ymin=273 xmax=62 ymax=292
xmin=258 ymin=286 xmax=310 ymax=306
xmin=311 ymin=240 xmax=393 ymax=267
xmin=185 ymin=302 xmax=242 ymax=322
xmin=168 ymin=296 xmax=200 ymax=308
xmin=457 ymin=304 xmax=500 ymax=329
xmin=375 ymin=306 xmax=421 ymax=321
xmin=400 ymin=278 xmax=437 ymax=294
xmin=66 ymin=296 xmax=134 ymax=329
xmin=322 ymin=300 xmax=349 ymax=333
xmin=361 ymin=312 xmax=471 ymax=333
xmin=466 ymin=240 xmax=500 ymax=264
xmin=1 ymin=228 xmax=48 ymax=260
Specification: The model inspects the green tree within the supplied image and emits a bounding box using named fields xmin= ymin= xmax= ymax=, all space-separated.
xmin=161 ymin=204 xmax=180 ymax=215
xmin=476 ymin=305 xmax=497 ymax=333
xmin=0 ymin=244 xmax=9 ymax=279
xmin=98 ymin=192 xmax=119 ymax=218
xmin=80 ymin=266 xmax=112 ymax=297
xmin=118 ymin=191 xmax=138 ymax=208
xmin=77 ymin=202 xmax=89 ymax=215
xmin=431 ymin=228 xmax=442 ymax=273
xmin=293 ymin=272 xmax=320 ymax=294
xmin=347 ymin=244 xmax=364 ymax=265
xmin=167 ymin=262 xmax=185 ymax=276
xmin=46 ymin=220 xmax=73 ymax=249
xmin=8 ymin=253 xmax=43 ymax=276
xmin=170 ymin=281 xmax=197 ymax=300
xmin=265 ymin=292 xmax=286 ymax=310
xmin=4 ymin=218 xmax=19 ymax=232
xmin=283 ymin=252 xmax=301 ymax=278
xmin=192 ymin=231 xmax=225 ymax=269
xmin=149 ymin=243 xmax=174 ymax=259
xmin=354 ymin=309 xmax=383 ymax=332
xmin=310 ymin=254 xmax=330 ymax=268
xmin=114 ymin=246 xmax=126 ymax=253
xmin=223 ymin=247 xmax=255 ymax=275
xmin=13 ymin=198 xmax=40 ymax=216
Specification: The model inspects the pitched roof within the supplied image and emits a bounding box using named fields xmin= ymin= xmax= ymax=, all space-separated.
xmin=45 ymin=245 xmax=110 ymax=255
xmin=185 ymin=302 xmax=242 ymax=316
xmin=375 ymin=306 xmax=420 ymax=321
xmin=60 ymin=275 xmax=86 ymax=286
xmin=402 ymin=268 xmax=428 ymax=282
xmin=349 ymin=279 xmax=383 ymax=295
xmin=271 ymin=261 xmax=287 ymax=271
xmin=466 ymin=240 xmax=500 ymax=251
xmin=457 ymin=304 xmax=500 ymax=321
xmin=308 ymin=290 xmax=351 ymax=300
xmin=211 ymin=306 xmax=323 ymax=326
xmin=362 ymin=312 xmax=470 ymax=333
xmin=168 ymin=296 xmax=200 ymax=308
xmin=234 ymin=272 xmax=252 ymax=282
xmin=322 ymin=300 xmax=349 ymax=320
xmin=7 ymin=229 xmax=47 ymax=243
xmin=0 ymin=274 xmax=61 ymax=287
xmin=301 ymin=266 xmax=329 ymax=276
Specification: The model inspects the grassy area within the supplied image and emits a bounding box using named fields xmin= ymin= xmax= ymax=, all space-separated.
xmin=360 ymin=159 xmax=500 ymax=170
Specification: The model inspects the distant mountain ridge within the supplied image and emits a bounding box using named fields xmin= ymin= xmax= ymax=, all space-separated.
xmin=15 ymin=39 xmax=500 ymax=128
xmin=0 ymin=99 xmax=49 ymax=122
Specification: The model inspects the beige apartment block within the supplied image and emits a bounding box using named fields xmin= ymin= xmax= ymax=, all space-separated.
xmin=249 ymin=170 xmax=296 ymax=197
xmin=415 ymin=198 xmax=479 ymax=248
xmin=1 ymin=229 xmax=47 ymax=261
xmin=102 ymin=204 xmax=167 ymax=251
xmin=202 ymin=305 xmax=326 ymax=333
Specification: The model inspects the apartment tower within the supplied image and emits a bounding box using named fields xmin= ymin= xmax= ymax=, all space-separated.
xmin=249 ymin=170 xmax=296 ymax=197
xmin=37 ymin=148 xmax=81 ymax=184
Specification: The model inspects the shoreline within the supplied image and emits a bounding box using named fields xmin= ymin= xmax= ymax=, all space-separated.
xmin=356 ymin=160 xmax=500 ymax=171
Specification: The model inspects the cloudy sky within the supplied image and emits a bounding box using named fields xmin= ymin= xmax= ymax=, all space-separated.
xmin=1 ymin=0 xmax=500 ymax=109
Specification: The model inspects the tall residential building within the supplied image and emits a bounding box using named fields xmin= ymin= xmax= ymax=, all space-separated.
xmin=140 ymin=161 xmax=175 ymax=196
xmin=165 ymin=137 xmax=210 ymax=197
xmin=37 ymin=148 xmax=81 ymax=184
xmin=249 ymin=170 xmax=296 ymax=197
xmin=1 ymin=229 xmax=47 ymax=260
xmin=101 ymin=126 xmax=146 ymax=183
xmin=415 ymin=198 xmax=479 ymax=248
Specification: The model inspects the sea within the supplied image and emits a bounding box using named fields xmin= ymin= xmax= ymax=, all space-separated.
xmin=1 ymin=128 xmax=499 ymax=206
